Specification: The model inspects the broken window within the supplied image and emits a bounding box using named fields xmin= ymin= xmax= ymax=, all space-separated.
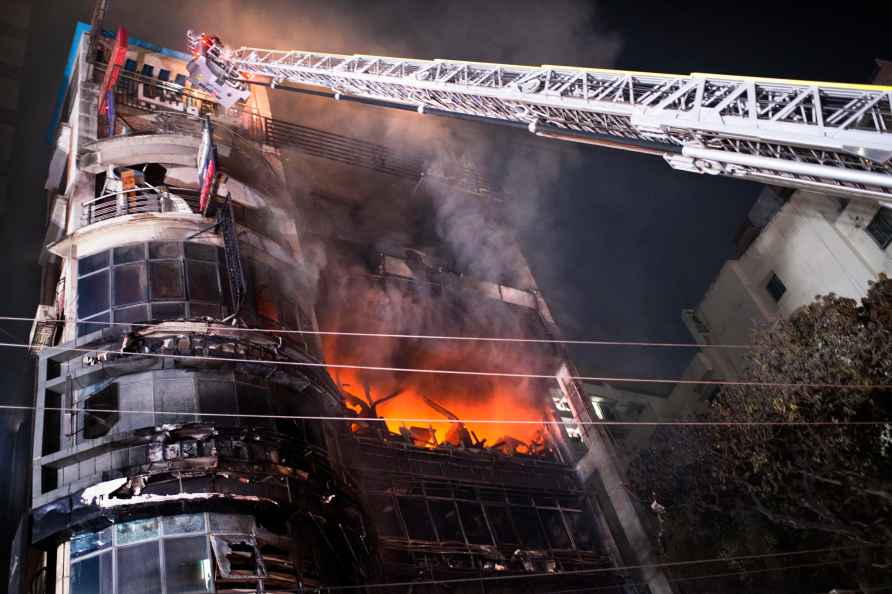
xmin=458 ymin=502 xmax=492 ymax=545
xmin=117 ymin=541 xmax=161 ymax=594
xmin=564 ymin=511 xmax=596 ymax=551
xmin=539 ymin=509 xmax=572 ymax=550
xmin=210 ymin=534 xmax=265 ymax=579
xmin=368 ymin=495 xmax=403 ymax=537
xmin=397 ymin=498 xmax=435 ymax=541
xmin=484 ymin=505 xmax=517 ymax=545
xmin=429 ymin=500 xmax=463 ymax=543
xmin=511 ymin=507 xmax=547 ymax=550
xmin=81 ymin=382 xmax=119 ymax=440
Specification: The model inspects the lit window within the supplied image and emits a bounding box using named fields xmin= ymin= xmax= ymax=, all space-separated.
xmin=866 ymin=207 xmax=892 ymax=250
xmin=765 ymin=272 xmax=786 ymax=303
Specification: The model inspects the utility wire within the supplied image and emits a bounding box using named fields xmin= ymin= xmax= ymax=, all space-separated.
xmin=314 ymin=545 xmax=881 ymax=591
xmin=538 ymin=558 xmax=858 ymax=594
xmin=0 ymin=340 xmax=886 ymax=390
xmin=0 ymin=403 xmax=888 ymax=427
xmin=0 ymin=315 xmax=753 ymax=349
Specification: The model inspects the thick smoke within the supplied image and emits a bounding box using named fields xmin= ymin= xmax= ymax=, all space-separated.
xmin=109 ymin=0 xmax=621 ymax=296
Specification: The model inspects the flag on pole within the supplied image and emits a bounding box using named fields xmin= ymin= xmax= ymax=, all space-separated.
xmin=197 ymin=116 xmax=218 ymax=213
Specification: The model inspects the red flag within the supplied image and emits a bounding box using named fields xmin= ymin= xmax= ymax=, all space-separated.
xmin=98 ymin=26 xmax=128 ymax=115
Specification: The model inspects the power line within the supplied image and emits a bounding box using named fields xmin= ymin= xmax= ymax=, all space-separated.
xmin=0 ymin=315 xmax=753 ymax=349
xmin=1 ymin=403 xmax=887 ymax=427
xmin=539 ymin=558 xmax=858 ymax=594
xmin=314 ymin=545 xmax=879 ymax=591
xmin=0 ymin=340 xmax=887 ymax=390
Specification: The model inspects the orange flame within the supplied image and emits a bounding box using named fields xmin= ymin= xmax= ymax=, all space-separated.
xmin=324 ymin=334 xmax=551 ymax=450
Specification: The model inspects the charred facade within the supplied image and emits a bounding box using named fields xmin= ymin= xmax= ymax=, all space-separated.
xmin=11 ymin=23 xmax=669 ymax=594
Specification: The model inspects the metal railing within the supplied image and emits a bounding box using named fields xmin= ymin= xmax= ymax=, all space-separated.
xmin=80 ymin=185 xmax=202 ymax=227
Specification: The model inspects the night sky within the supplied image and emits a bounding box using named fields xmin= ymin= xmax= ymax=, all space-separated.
xmin=1 ymin=0 xmax=890 ymax=581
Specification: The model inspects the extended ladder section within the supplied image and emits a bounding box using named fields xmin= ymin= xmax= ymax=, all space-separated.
xmin=211 ymin=39 xmax=892 ymax=201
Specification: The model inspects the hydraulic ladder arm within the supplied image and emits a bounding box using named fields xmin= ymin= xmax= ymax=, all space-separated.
xmin=187 ymin=32 xmax=892 ymax=202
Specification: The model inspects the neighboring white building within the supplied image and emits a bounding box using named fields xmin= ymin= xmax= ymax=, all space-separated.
xmin=596 ymin=54 xmax=892 ymax=462
xmin=600 ymin=185 xmax=892 ymax=464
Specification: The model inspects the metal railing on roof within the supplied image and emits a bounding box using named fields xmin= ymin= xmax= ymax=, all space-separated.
xmin=80 ymin=185 xmax=201 ymax=227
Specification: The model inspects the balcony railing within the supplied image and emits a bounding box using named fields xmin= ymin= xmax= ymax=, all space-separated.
xmin=80 ymin=185 xmax=202 ymax=227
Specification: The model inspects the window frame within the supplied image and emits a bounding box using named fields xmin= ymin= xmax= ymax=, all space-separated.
xmin=765 ymin=272 xmax=787 ymax=303
xmin=68 ymin=513 xmax=212 ymax=594
xmin=76 ymin=243 xmax=228 ymax=337
xmin=866 ymin=207 xmax=892 ymax=250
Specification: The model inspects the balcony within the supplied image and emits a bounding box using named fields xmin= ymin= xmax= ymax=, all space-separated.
xmin=80 ymin=185 xmax=202 ymax=228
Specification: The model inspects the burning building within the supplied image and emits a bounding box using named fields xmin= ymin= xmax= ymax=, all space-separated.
xmin=9 ymin=20 xmax=671 ymax=594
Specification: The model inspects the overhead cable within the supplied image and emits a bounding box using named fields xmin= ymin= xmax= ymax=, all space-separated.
xmin=0 ymin=340 xmax=886 ymax=389
xmin=0 ymin=315 xmax=753 ymax=349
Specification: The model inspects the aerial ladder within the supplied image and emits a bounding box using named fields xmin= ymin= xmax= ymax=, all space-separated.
xmin=186 ymin=32 xmax=892 ymax=203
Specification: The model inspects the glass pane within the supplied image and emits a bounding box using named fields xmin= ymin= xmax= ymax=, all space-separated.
xmin=208 ymin=513 xmax=253 ymax=534
xmin=149 ymin=260 xmax=185 ymax=299
xmin=188 ymin=302 xmax=221 ymax=319
xmin=78 ymin=312 xmax=109 ymax=337
xmin=116 ymin=540 xmax=161 ymax=594
xmin=184 ymin=242 xmax=217 ymax=262
xmin=113 ymin=262 xmax=147 ymax=306
xmin=149 ymin=241 xmax=181 ymax=259
xmin=164 ymin=535 xmax=213 ymax=593
xmin=198 ymin=380 xmax=239 ymax=427
xmin=187 ymin=260 xmax=221 ymax=302
xmin=70 ymin=527 xmax=113 ymax=559
xmin=114 ymin=304 xmax=148 ymax=324
xmin=151 ymin=302 xmax=186 ymax=320
xmin=70 ymin=550 xmax=112 ymax=594
xmin=236 ymin=383 xmax=273 ymax=429
xmin=163 ymin=514 xmax=206 ymax=535
xmin=79 ymin=251 xmax=109 ymax=276
xmin=113 ymin=244 xmax=145 ymax=264
xmin=78 ymin=270 xmax=109 ymax=318
xmin=116 ymin=517 xmax=159 ymax=545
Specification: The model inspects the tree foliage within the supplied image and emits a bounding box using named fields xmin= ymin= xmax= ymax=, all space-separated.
xmin=628 ymin=276 xmax=892 ymax=589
